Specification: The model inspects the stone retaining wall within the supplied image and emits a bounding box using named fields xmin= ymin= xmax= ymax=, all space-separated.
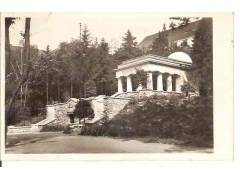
xmin=43 ymin=91 xmax=186 ymax=126
xmin=88 ymin=95 xmax=106 ymax=122
xmin=8 ymin=125 xmax=41 ymax=134
xmin=105 ymin=97 xmax=130 ymax=120
xmin=48 ymin=98 xmax=79 ymax=126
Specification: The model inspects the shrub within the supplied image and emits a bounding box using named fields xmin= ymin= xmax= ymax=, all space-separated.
xmin=80 ymin=124 xmax=106 ymax=136
xmin=63 ymin=125 xmax=71 ymax=134
xmin=40 ymin=124 xmax=67 ymax=132
xmin=84 ymin=79 xmax=97 ymax=98
xmin=106 ymin=94 xmax=213 ymax=147
xmin=74 ymin=99 xmax=94 ymax=119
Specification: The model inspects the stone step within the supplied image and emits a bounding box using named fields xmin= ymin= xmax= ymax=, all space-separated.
xmin=35 ymin=118 xmax=56 ymax=126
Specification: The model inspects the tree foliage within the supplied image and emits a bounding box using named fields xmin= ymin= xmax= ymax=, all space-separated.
xmin=151 ymin=30 xmax=169 ymax=56
xmin=105 ymin=95 xmax=213 ymax=147
xmin=191 ymin=18 xmax=213 ymax=96
xmin=84 ymin=79 xmax=97 ymax=98
xmin=131 ymin=69 xmax=148 ymax=89
xmin=114 ymin=29 xmax=142 ymax=62
xmin=169 ymin=17 xmax=199 ymax=27
xmin=181 ymin=82 xmax=196 ymax=97
xmin=74 ymin=99 xmax=94 ymax=119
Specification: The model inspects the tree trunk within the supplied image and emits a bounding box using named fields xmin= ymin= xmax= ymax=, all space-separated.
xmin=23 ymin=81 xmax=28 ymax=107
xmin=46 ymin=70 xmax=49 ymax=104
xmin=70 ymin=76 xmax=73 ymax=98
xmin=5 ymin=18 xmax=31 ymax=144
xmin=57 ymin=79 xmax=60 ymax=102
xmin=5 ymin=18 xmax=15 ymax=143
xmin=23 ymin=18 xmax=31 ymax=66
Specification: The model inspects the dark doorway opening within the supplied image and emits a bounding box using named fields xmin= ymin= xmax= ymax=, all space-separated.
xmin=172 ymin=75 xmax=176 ymax=91
xmin=122 ymin=77 xmax=127 ymax=92
xmin=163 ymin=74 xmax=167 ymax=91
xmin=152 ymin=72 xmax=158 ymax=90
xmin=68 ymin=114 xmax=74 ymax=123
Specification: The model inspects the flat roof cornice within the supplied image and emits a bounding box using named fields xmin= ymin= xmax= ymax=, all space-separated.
xmin=116 ymin=54 xmax=192 ymax=71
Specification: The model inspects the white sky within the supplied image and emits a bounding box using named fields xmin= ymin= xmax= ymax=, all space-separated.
xmin=9 ymin=13 xmax=173 ymax=52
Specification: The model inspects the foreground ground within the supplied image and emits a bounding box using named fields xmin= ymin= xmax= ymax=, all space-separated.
xmin=6 ymin=132 xmax=213 ymax=154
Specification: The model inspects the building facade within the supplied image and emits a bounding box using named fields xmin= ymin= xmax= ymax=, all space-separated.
xmin=115 ymin=52 xmax=192 ymax=95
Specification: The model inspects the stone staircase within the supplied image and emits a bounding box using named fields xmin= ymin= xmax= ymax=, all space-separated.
xmin=35 ymin=118 xmax=56 ymax=126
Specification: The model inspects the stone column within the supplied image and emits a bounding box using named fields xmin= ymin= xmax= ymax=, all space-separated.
xmin=117 ymin=77 xmax=123 ymax=93
xmin=157 ymin=72 xmax=163 ymax=91
xmin=46 ymin=105 xmax=55 ymax=120
xmin=166 ymin=74 xmax=173 ymax=91
xmin=176 ymin=75 xmax=183 ymax=92
xmin=126 ymin=75 xmax=133 ymax=92
xmin=147 ymin=72 xmax=153 ymax=90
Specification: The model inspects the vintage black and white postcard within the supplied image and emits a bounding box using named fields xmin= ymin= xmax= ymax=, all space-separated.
xmin=0 ymin=12 xmax=233 ymax=161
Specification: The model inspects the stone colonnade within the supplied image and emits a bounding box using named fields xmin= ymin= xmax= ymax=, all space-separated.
xmin=117 ymin=72 xmax=183 ymax=93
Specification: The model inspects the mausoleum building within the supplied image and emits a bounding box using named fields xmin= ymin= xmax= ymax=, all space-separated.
xmin=115 ymin=52 xmax=192 ymax=94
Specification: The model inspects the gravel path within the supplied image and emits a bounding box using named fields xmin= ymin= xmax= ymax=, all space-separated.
xmin=6 ymin=134 xmax=212 ymax=154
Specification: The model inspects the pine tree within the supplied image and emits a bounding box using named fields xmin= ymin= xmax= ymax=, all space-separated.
xmin=99 ymin=38 xmax=109 ymax=56
xmin=122 ymin=29 xmax=138 ymax=49
xmin=114 ymin=29 xmax=142 ymax=62
xmin=95 ymin=38 xmax=115 ymax=95
xmin=151 ymin=30 xmax=169 ymax=56
xmin=81 ymin=25 xmax=91 ymax=54
xmin=46 ymin=44 xmax=50 ymax=54
xmin=163 ymin=23 xmax=166 ymax=31
xmin=191 ymin=18 xmax=213 ymax=96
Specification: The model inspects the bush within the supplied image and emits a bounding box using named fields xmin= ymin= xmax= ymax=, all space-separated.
xmin=74 ymin=99 xmax=94 ymax=119
xmin=40 ymin=124 xmax=67 ymax=132
xmin=105 ymin=94 xmax=213 ymax=147
xmin=63 ymin=125 xmax=71 ymax=134
xmin=80 ymin=124 xmax=106 ymax=136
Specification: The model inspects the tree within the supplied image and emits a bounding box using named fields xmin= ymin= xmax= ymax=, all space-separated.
xmin=191 ymin=18 xmax=213 ymax=96
xmin=151 ymin=30 xmax=169 ymax=56
xmin=169 ymin=22 xmax=176 ymax=30
xmin=84 ymin=79 xmax=97 ymax=98
xmin=74 ymin=99 xmax=94 ymax=119
xmin=169 ymin=17 xmax=191 ymax=27
xmin=162 ymin=23 xmax=166 ymax=31
xmin=81 ymin=25 xmax=91 ymax=54
xmin=5 ymin=18 xmax=33 ymax=140
xmin=181 ymin=82 xmax=196 ymax=97
xmin=5 ymin=18 xmax=16 ymax=74
xmin=169 ymin=17 xmax=200 ymax=28
xmin=122 ymin=29 xmax=137 ymax=49
xmin=132 ymin=70 xmax=148 ymax=90
xmin=114 ymin=29 xmax=142 ymax=62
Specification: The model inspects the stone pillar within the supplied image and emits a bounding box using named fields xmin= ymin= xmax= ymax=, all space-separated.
xmin=126 ymin=75 xmax=133 ymax=92
xmin=46 ymin=105 xmax=55 ymax=120
xmin=166 ymin=74 xmax=173 ymax=91
xmin=146 ymin=72 xmax=153 ymax=90
xmin=157 ymin=72 xmax=163 ymax=91
xmin=176 ymin=75 xmax=183 ymax=92
xmin=117 ymin=77 xmax=123 ymax=93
